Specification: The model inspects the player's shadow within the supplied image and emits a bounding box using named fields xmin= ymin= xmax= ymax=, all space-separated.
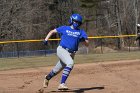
xmin=49 ymin=86 xmax=104 ymax=93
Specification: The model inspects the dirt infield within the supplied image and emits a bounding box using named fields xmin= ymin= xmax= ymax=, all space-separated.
xmin=0 ymin=59 xmax=140 ymax=93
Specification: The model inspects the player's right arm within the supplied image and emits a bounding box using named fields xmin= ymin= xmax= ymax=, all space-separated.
xmin=80 ymin=30 xmax=89 ymax=47
xmin=44 ymin=29 xmax=57 ymax=41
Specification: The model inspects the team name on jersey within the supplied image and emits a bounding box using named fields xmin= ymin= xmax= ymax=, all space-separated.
xmin=66 ymin=30 xmax=80 ymax=37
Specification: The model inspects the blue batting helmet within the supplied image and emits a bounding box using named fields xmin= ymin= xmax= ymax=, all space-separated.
xmin=69 ymin=14 xmax=83 ymax=25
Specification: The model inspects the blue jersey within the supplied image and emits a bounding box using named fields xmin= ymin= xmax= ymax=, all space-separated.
xmin=56 ymin=26 xmax=88 ymax=51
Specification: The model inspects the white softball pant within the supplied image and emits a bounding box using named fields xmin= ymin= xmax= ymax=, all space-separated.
xmin=52 ymin=46 xmax=75 ymax=74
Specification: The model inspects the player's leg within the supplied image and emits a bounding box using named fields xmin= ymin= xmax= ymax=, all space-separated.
xmin=43 ymin=60 xmax=65 ymax=88
xmin=60 ymin=53 xmax=75 ymax=84
xmin=57 ymin=46 xmax=75 ymax=90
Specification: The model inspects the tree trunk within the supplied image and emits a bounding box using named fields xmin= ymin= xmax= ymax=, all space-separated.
xmin=115 ymin=0 xmax=124 ymax=48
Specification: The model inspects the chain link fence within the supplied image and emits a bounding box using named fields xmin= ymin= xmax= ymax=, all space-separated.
xmin=0 ymin=35 xmax=139 ymax=58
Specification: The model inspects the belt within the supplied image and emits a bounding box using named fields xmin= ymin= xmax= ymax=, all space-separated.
xmin=61 ymin=46 xmax=76 ymax=53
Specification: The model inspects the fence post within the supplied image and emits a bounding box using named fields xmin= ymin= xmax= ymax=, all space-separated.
xmin=16 ymin=42 xmax=20 ymax=58
xmin=117 ymin=37 xmax=121 ymax=50
xmin=0 ymin=44 xmax=4 ymax=58
xmin=128 ymin=37 xmax=131 ymax=52
xmin=101 ymin=38 xmax=103 ymax=54
xmin=45 ymin=47 xmax=47 ymax=56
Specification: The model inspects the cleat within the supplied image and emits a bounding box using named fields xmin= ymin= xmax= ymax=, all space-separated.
xmin=58 ymin=83 xmax=68 ymax=90
xmin=43 ymin=76 xmax=49 ymax=88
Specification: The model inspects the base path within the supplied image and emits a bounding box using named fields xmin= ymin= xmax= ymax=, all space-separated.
xmin=0 ymin=59 xmax=140 ymax=93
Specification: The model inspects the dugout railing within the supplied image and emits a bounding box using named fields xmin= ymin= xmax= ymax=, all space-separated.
xmin=0 ymin=35 xmax=139 ymax=58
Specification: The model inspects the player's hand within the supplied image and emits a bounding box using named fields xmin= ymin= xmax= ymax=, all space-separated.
xmin=43 ymin=40 xmax=48 ymax=45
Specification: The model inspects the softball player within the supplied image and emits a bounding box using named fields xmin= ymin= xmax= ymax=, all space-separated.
xmin=43 ymin=14 xmax=89 ymax=90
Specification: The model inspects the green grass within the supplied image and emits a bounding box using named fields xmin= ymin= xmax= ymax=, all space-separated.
xmin=0 ymin=51 xmax=140 ymax=71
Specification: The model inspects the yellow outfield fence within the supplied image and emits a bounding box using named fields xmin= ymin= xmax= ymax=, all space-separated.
xmin=88 ymin=34 xmax=136 ymax=39
xmin=0 ymin=34 xmax=139 ymax=58
xmin=0 ymin=34 xmax=137 ymax=44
